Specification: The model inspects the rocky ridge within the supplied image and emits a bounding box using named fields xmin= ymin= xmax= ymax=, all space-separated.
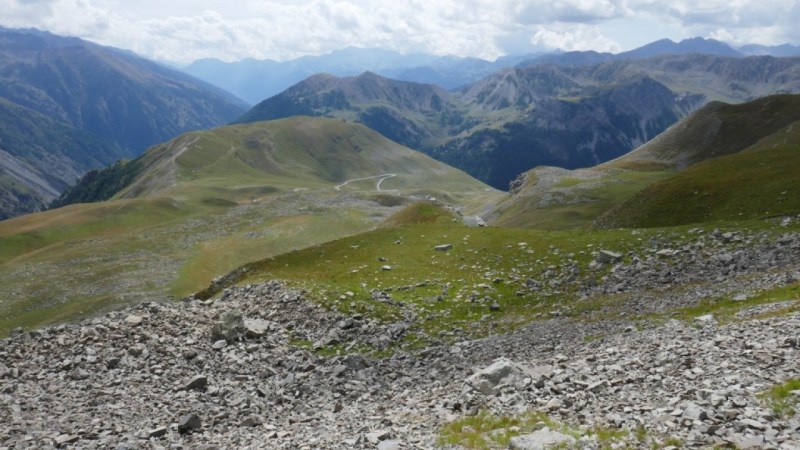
xmin=2 ymin=227 xmax=800 ymax=449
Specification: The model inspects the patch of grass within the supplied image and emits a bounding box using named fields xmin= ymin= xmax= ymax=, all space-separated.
xmin=437 ymin=412 xmax=632 ymax=449
xmin=385 ymin=201 xmax=458 ymax=225
xmin=0 ymin=294 xmax=118 ymax=336
xmin=436 ymin=411 xmax=555 ymax=449
xmin=553 ymin=177 xmax=587 ymax=188
xmin=230 ymin=208 xmax=693 ymax=346
xmin=493 ymin=169 xmax=674 ymax=230
xmin=654 ymin=281 xmax=800 ymax=325
xmin=760 ymin=379 xmax=800 ymax=418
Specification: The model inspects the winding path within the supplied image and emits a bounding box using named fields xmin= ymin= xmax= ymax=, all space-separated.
xmin=335 ymin=174 xmax=397 ymax=192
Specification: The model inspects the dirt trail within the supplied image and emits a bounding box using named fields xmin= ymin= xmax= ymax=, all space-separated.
xmin=335 ymin=173 xmax=396 ymax=191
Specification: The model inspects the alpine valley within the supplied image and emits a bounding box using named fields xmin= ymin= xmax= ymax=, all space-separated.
xmin=1 ymin=27 xmax=800 ymax=450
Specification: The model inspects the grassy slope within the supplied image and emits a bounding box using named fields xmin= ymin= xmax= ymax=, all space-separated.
xmin=0 ymin=117 xmax=499 ymax=336
xmin=490 ymin=168 xmax=674 ymax=230
xmin=490 ymin=94 xmax=800 ymax=230
xmin=597 ymin=119 xmax=800 ymax=228
xmin=608 ymin=94 xmax=800 ymax=171
xmin=202 ymin=202 xmax=799 ymax=351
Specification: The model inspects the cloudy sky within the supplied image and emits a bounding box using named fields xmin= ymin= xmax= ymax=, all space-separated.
xmin=1 ymin=0 xmax=798 ymax=65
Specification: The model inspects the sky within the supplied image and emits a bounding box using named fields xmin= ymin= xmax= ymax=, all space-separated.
xmin=1 ymin=0 xmax=799 ymax=65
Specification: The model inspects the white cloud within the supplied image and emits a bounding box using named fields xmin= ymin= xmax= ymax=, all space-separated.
xmin=1 ymin=0 xmax=799 ymax=64
xmin=531 ymin=23 xmax=622 ymax=52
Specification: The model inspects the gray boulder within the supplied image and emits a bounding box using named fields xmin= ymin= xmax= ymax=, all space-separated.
xmin=465 ymin=358 xmax=528 ymax=395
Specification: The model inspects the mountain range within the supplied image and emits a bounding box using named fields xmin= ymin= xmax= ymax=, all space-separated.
xmin=184 ymin=47 xmax=536 ymax=104
xmin=237 ymin=53 xmax=800 ymax=190
xmin=3 ymin=29 xmax=800 ymax=219
xmin=0 ymin=27 xmax=249 ymax=218
xmin=183 ymin=38 xmax=800 ymax=105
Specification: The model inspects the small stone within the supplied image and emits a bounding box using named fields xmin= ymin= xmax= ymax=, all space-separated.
xmin=55 ymin=434 xmax=79 ymax=446
xmin=147 ymin=426 xmax=167 ymax=439
xmin=694 ymin=314 xmax=716 ymax=324
xmin=178 ymin=414 xmax=202 ymax=434
xmin=729 ymin=433 xmax=765 ymax=449
xmin=381 ymin=265 xmax=392 ymax=271
xmin=240 ymin=416 xmax=261 ymax=427
xmin=466 ymin=358 xmax=528 ymax=395
xmin=434 ymin=244 xmax=453 ymax=251
xmin=366 ymin=430 xmax=392 ymax=444
xmin=377 ymin=440 xmax=401 ymax=450
xmin=683 ymin=402 xmax=709 ymax=421
xmin=212 ymin=339 xmax=227 ymax=350
xmin=244 ymin=318 xmax=270 ymax=338
xmin=739 ymin=418 xmax=766 ymax=431
xmin=339 ymin=318 xmax=355 ymax=330
xmin=597 ymin=250 xmax=622 ymax=264
xmin=106 ymin=357 xmax=121 ymax=369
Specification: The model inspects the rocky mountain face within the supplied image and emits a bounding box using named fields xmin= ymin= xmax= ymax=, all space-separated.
xmin=237 ymin=72 xmax=467 ymax=151
xmin=243 ymin=56 xmax=799 ymax=189
xmin=0 ymin=27 xmax=249 ymax=219
xmin=434 ymin=77 xmax=704 ymax=188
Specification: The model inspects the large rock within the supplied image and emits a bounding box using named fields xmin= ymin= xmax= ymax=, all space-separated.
xmin=465 ymin=358 xmax=529 ymax=395
xmin=244 ymin=318 xmax=271 ymax=338
xmin=509 ymin=429 xmax=576 ymax=449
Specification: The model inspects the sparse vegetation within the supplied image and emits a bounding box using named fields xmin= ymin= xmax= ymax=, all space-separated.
xmin=761 ymin=379 xmax=800 ymax=418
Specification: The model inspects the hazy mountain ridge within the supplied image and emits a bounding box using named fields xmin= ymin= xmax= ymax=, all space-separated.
xmin=0 ymin=27 xmax=250 ymax=219
xmin=0 ymin=28 xmax=249 ymax=155
xmin=183 ymin=37 xmax=799 ymax=105
xmin=184 ymin=47 xmax=536 ymax=104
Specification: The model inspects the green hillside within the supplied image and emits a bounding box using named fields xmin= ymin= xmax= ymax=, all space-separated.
xmin=0 ymin=117 xmax=499 ymax=335
xmin=488 ymin=94 xmax=800 ymax=230
xmin=596 ymin=120 xmax=800 ymax=228
xmin=608 ymin=94 xmax=800 ymax=170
